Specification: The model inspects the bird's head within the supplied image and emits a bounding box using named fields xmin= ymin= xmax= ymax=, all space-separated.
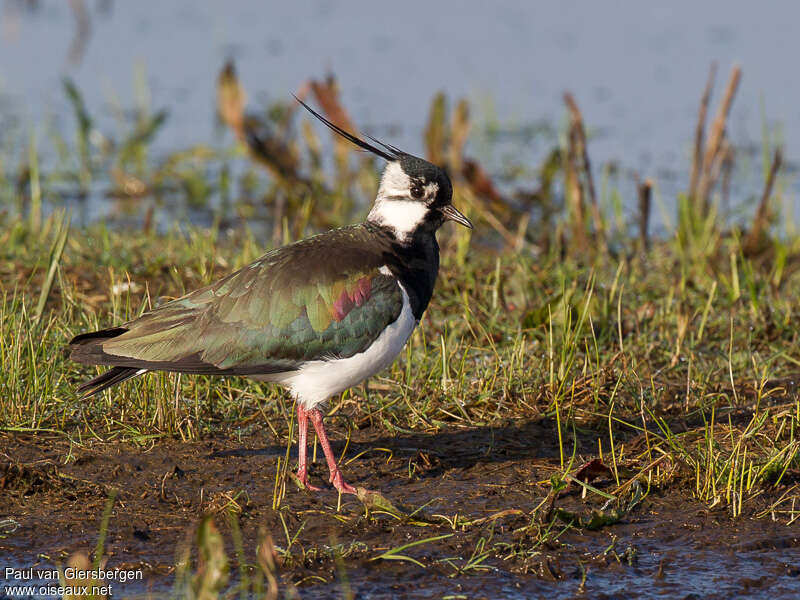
xmin=296 ymin=97 xmax=472 ymax=243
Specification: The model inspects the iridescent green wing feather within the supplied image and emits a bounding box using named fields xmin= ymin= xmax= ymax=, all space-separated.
xmin=87 ymin=225 xmax=403 ymax=375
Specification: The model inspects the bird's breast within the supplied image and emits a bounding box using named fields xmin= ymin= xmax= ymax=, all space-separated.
xmin=270 ymin=280 xmax=416 ymax=408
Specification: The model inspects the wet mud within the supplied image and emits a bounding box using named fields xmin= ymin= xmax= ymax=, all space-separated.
xmin=2 ymin=421 xmax=800 ymax=599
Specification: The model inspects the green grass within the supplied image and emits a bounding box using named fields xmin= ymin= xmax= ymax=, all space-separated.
xmin=4 ymin=68 xmax=800 ymax=596
xmin=3 ymin=206 xmax=800 ymax=519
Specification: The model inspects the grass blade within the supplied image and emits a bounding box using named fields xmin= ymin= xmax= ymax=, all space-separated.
xmin=33 ymin=210 xmax=71 ymax=326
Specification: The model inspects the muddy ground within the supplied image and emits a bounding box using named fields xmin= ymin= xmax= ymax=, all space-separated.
xmin=2 ymin=420 xmax=800 ymax=599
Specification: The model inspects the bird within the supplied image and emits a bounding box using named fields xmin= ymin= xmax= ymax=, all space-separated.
xmin=69 ymin=98 xmax=473 ymax=495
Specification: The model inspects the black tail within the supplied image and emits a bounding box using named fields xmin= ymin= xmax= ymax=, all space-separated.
xmin=69 ymin=327 xmax=128 ymax=346
xmin=77 ymin=366 xmax=142 ymax=397
xmin=70 ymin=327 xmax=139 ymax=396
xmin=69 ymin=326 xmax=128 ymax=369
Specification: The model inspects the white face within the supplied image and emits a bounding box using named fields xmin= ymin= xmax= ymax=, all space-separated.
xmin=367 ymin=162 xmax=439 ymax=242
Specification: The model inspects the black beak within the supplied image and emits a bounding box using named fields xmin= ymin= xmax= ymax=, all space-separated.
xmin=441 ymin=205 xmax=473 ymax=229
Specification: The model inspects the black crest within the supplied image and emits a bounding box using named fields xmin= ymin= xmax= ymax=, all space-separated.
xmin=293 ymin=95 xmax=405 ymax=162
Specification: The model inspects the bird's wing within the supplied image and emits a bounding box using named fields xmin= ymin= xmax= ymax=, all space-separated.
xmin=71 ymin=226 xmax=403 ymax=375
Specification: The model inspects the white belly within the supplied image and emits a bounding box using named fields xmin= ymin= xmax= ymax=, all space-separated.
xmin=261 ymin=282 xmax=416 ymax=409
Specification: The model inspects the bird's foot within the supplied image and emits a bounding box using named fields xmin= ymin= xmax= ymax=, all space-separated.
xmin=329 ymin=469 xmax=358 ymax=495
xmin=295 ymin=471 xmax=322 ymax=492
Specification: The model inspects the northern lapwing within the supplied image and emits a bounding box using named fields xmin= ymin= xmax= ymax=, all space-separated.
xmin=69 ymin=99 xmax=472 ymax=494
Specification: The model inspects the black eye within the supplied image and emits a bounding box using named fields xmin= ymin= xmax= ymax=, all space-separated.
xmin=410 ymin=183 xmax=424 ymax=199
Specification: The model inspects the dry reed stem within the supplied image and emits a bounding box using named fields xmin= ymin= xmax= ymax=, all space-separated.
xmin=217 ymin=61 xmax=246 ymax=139
xmin=217 ymin=61 xmax=303 ymax=184
xmin=309 ymin=76 xmax=356 ymax=134
xmin=257 ymin=529 xmax=280 ymax=600
xmin=461 ymin=158 xmax=511 ymax=220
xmin=638 ymin=178 xmax=652 ymax=251
xmin=688 ymin=62 xmax=717 ymax=203
xmin=309 ymin=76 xmax=357 ymax=169
xmin=565 ymin=124 xmax=588 ymax=253
xmin=743 ymin=147 xmax=782 ymax=255
xmin=696 ymin=65 xmax=741 ymax=214
xmin=564 ymin=92 xmax=606 ymax=251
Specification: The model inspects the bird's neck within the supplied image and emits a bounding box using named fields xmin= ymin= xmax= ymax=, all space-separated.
xmin=365 ymin=221 xmax=440 ymax=320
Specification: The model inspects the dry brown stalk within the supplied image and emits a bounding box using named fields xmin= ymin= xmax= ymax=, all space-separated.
xmin=696 ymin=65 xmax=741 ymax=214
xmin=142 ymin=204 xmax=154 ymax=235
xmin=461 ymin=158 xmax=511 ymax=219
xmin=217 ymin=61 xmax=302 ymax=183
xmin=688 ymin=62 xmax=717 ymax=202
xmin=309 ymin=76 xmax=356 ymax=133
xmin=217 ymin=61 xmax=246 ymax=139
xmin=565 ymin=124 xmax=588 ymax=253
xmin=242 ymin=122 xmax=302 ymax=183
xmin=638 ymin=178 xmax=652 ymax=251
xmin=309 ymin=76 xmax=357 ymax=167
xmin=420 ymin=95 xmax=514 ymax=235
xmin=257 ymin=529 xmax=280 ymax=600
xmin=564 ymin=92 xmax=606 ymax=251
xmin=743 ymin=147 xmax=782 ymax=255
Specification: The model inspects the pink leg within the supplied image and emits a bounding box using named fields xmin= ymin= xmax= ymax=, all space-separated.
xmin=296 ymin=404 xmax=321 ymax=491
xmin=308 ymin=408 xmax=358 ymax=494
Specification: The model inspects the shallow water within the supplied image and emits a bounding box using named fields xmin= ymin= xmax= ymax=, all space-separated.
xmin=1 ymin=0 xmax=800 ymax=229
